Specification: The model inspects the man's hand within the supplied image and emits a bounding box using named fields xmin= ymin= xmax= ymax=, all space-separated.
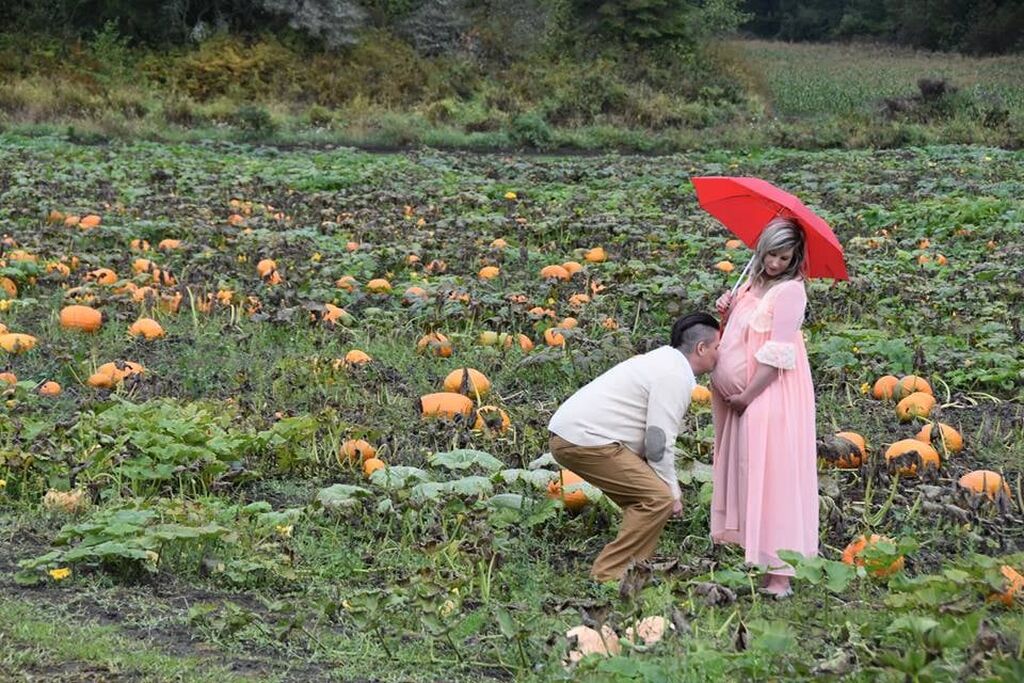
xmin=672 ymin=499 xmax=683 ymax=517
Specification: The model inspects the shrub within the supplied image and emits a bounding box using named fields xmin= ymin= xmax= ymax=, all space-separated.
xmin=509 ymin=110 xmax=553 ymax=148
xmin=233 ymin=103 xmax=277 ymax=137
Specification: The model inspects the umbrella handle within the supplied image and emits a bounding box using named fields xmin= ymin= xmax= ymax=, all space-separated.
xmin=730 ymin=258 xmax=754 ymax=296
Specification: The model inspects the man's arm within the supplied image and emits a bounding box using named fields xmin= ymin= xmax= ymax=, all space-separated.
xmin=644 ymin=375 xmax=690 ymax=508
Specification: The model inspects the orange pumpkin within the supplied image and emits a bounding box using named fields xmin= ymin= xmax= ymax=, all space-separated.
xmin=130 ymin=239 xmax=151 ymax=252
xmin=517 ymin=334 xmax=534 ymax=352
xmin=321 ymin=303 xmax=350 ymax=326
xmin=366 ymin=278 xmax=392 ymax=293
xmin=490 ymin=237 xmax=508 ymax=249
xmin=562 ymin=261 xmax=583 ymax=275
xmin=87 ymin=360 xmax=145 ymax=388
xmin=914 ymin=422 xmax=963 ymax=454
xmin=443 ymin=368 xmax=491 ymax=398
xmin=896 ymin=392 xmax=936 ymax=422
xmin=990 ymin=566 xmax=1024 ymax=607
xmin=157 ymin=238 xmax=182 ymax=251
xmin=841 ymin=534 xmax=904 ymax=577
xmin=133 ymin=258 xmax=154 ymax=274
xmin=39 ymin=381 xmax=62 ymax=397
xmin=256 ymin=259 xmax=277 ymax=278
xmin=0 ymin=333 xmax=38 ymax=354
xmin=403 ymin=286 xmax=429 ymax=304
xmin=540 ymin=265 xmax=571 ymax=281
xmin=344 ymin=349 xmax=372 ymax=366
xmin=547 ymin=469 xmax=589 ymax=511
xmin=86 ymin=268 xmax=118 ymax=286
xmin=128 ymin=318 xmax=165 ymax=340
xmin=0 ymin=371 xmax=16 ymax=385
xmin=338 ymin=439 xmax=377 ymax=464
xmin=884 ymin=438 xmax=940 ymax=476
xmin=0 ymin=277 xmax=18 ymax=298
xmin=473 ymin=406 xmax=511 ymax=434
xmin=59 ymin=305 xmax=103 ymax=333
xmin=584 ymin=247 xmax=607 ymax=263
xmin=872 ymin=375 xmax=899 ymax=400
xmin=568 ymin=293 xmax=590 ymax=307
xmin=958 ymin=470 xmax=1011 ymax=500
xmin=363 ymin=457 xmax=386 ymax=477
xmin=557 ymin=317 xmax=578 ymax=329
xmin=478 ymin=266 xmax=500 ymax=280
xmin=714 ymin=261 xmax=735 ymax=273
xmin=725 ymin=238 xmax=744 ymax=250
xmin=894 ymin=375 xmax=933 ymax=400
xmin=691 ymin=385 xmax=712 ymax=405
xmin=79 ymin=214 xmax=101 ymax=229
xmin=544 ymin=328 xmax=565 ymax=347
xmin=418 ymin=392 xmax=474 ymax=419
xmin=417 ymin=332 xmax=453 ymax=358
xmin=834 ymin=431 xmax=867 ymax=468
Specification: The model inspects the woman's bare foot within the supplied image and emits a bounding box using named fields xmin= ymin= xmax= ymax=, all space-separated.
xmin=761 ymin=574 xmax=792 ymax=597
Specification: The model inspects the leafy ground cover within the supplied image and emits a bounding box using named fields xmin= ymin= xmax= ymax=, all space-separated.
xmin=0 ymin=135 xmax=1022 ymax=680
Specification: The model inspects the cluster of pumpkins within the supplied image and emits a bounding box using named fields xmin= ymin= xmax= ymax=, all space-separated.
xmin=331 ymin=363 xmax=512 ymax=479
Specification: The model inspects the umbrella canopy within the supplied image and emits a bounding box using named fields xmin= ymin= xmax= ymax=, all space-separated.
xmin=691 ymin=176 xmax=848 ymax=281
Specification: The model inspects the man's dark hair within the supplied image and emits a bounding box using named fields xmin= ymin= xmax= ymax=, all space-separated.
xmin=670 ymin=312 xmax=720 ymax=352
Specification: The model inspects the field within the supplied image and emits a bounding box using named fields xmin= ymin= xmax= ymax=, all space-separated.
xmin=1 ymin=135 xmax=1023 ymax=681
xmin=735 ymin=39 xmax=1024 ymax=118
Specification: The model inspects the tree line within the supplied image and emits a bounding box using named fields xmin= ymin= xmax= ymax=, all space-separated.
xmin=5 ymin=0 xmax=1021 ymax=55
xmin=742 ymin=0 xmax=1023 ymax=54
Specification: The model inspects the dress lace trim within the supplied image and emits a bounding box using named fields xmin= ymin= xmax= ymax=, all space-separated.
xmin=755 ymin=340 xmax=796 ymax=370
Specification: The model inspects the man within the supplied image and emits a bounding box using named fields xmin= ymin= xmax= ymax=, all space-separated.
xmin=548 ymin=312 xmax=721 ymax=582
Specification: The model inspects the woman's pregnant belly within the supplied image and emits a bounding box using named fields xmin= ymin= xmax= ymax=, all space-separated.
xmin=711 ymin=347 xmax=747 ymax=396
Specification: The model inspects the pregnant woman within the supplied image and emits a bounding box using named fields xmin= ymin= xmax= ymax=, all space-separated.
xmin=710 ymin=218 xmax=819 ymax=598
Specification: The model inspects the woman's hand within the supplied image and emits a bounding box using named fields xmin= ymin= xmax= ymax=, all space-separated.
xmin=715 ymin=291 xmax=733 ymax=314
xmin=723 ymin=392 xmax=750 ymax=416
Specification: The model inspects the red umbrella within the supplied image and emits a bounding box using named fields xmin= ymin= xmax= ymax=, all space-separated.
xmin=691 ymin=176 xmax=848 ymax=281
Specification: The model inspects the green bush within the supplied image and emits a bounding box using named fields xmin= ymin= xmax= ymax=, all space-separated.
xmin=509 ymin=110 xmax=553 ymax=148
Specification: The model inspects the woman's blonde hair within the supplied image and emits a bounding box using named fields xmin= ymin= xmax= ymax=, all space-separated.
xmin=750 ymin=218 xmax=806 ymax=285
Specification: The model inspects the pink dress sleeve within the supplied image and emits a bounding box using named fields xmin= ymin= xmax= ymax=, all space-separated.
xmin=754 ymin=281 xmax=806 ymax=370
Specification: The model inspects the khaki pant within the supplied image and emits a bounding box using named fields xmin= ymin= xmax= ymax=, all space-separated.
xmin=550 ymin=434 xmax=675 ymax=582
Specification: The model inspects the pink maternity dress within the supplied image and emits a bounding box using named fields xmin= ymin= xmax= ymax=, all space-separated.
xmin=710 ymin=278 xmax=818 ymax=575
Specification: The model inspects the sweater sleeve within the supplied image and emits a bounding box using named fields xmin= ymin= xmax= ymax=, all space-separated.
xmin=755 ymin=281 xmax=806 ymax=370
xmin=643 ymin=373 xmax=691 ymax=500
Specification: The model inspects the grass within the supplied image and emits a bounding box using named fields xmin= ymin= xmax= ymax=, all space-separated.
xmin=0 ymin=594 xmax=261 ymax=682
xmin=0 ymin=34 xmax=1021 ymax=152
xmin=0 ymin=136 xmax=1022 ymax=680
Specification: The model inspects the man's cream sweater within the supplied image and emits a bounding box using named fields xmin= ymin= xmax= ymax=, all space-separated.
xmin=548 ymin=345 xmax=694 ymax=500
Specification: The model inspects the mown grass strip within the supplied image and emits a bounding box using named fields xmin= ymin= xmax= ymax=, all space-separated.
xmin=0 ymin=595 xmax=264 ymax=682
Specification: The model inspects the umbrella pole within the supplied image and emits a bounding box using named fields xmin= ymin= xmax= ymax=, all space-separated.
xmin=730 ymin=258 xmax=754 ymax=296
